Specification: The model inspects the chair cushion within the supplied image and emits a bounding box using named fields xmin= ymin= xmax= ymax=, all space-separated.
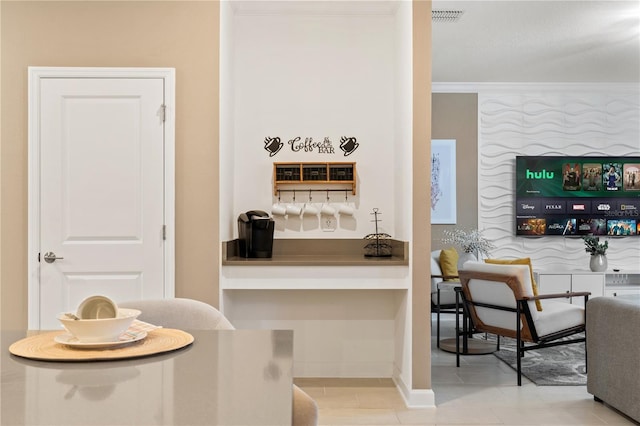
xmin=293 ymin=385 xmax=319 ymax=426
xmin=431 ymin=251 xmax=442 ymax=276
xmin=469 ymin=278 xmax=524 ymax=330
xmin=430 ymin=252 xmax=443 ymax=293
xmin=432 ymin=288 xmax=458 ymax=306
xmin=533 ymin=301 xmax=584 ymax=337
xmin=461 ymin=261 xmax=539 ymax=322
xmin=485 ymin=258 xmax=543 ymax=311
xmin=439 ymin=247 xmax=459 ymax=281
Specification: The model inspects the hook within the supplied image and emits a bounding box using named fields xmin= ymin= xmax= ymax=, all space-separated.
xmin=344 ymin=190 xmax=348 ymax=202
xmin=326 ymin=190 xmax=330 ymax=202
xmin=309 ymin=190 xmax=312 ymax=202
xmin=293 ymin=190 xmax=296 ymax=203
xmin=277 ymin=190 xmax=281 ymax=203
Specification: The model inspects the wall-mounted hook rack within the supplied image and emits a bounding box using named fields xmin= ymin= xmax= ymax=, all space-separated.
xmin=275 ymin=188 xmax=353 ymax=197
xmin=273 ymin=162 xmax=356 ymax=195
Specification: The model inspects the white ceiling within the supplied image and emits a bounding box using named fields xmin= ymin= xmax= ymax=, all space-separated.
xmin=228 ymin=0 xmax=639 ymax=83
xmin=432 ymin=0 xmax=640 ymax=83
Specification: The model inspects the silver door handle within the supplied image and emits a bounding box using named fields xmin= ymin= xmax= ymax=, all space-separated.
xmin=43 ymin=252 xmax=64 ymax=263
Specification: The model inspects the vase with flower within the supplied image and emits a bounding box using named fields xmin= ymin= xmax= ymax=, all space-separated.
xmin=582 ymin=236 xmax=608 ymax=272
xmin=442 ymin=228 xmax=495 ymax=269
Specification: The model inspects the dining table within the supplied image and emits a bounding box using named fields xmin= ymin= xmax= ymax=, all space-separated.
xmin=1 ymin=328 xmax=294 ymax=425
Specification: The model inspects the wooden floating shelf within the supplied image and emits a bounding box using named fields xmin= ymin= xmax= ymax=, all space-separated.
xmin=273 ymin=162 xmax=356 ymax=195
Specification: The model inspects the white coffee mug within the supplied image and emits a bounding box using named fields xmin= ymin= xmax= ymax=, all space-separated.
xmin=271 ymin=204 xmax=287 ymax=216
xmin=77 ymin=295 xmax=118 ymax=319
xmin=302 ymin=204 xmax=319 ymax=216
xmin=320 ymin=204 xmax=336 ymax=216
xmin=286 ymin=204 xmax=302 ymax=216
xmin=338 ymin=204 xmax=354 ymax=216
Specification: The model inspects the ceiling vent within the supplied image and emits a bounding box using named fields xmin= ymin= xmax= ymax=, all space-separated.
xmin=432 ymin=9 xmax=464 ymax=23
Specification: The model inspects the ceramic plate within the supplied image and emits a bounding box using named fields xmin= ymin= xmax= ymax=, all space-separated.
xmin=54 ymin=331 xmax=147 ymax=349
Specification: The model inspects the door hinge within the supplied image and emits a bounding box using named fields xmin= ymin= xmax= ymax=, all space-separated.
xmin=160 ymin=104 xmax=166 ymax=123
xmin=162 ymin=225 xmax=167 ymax=241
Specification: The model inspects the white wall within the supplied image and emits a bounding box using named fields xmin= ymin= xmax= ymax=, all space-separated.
xmin=391 ymin=0 xmax=414 ymax=392
xmin=230 ymin=10 xmax=399 ymax=239
xmin=219 ymin=2 xmax=418 ymax=396
xmin=393 ymin=1 xmax=413 ymax=241
xmin=475 ymin=85 xmax=640 ymax=271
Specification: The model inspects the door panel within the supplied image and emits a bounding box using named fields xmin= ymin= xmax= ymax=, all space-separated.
xmin=38 ymin=78 xmax=165 ymax=329
xmin=62 ymin=96 xmax=143 ymax=240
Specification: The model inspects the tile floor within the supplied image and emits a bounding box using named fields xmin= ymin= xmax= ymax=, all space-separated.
xmin=294 ymin=315 xmax=637 ymax=426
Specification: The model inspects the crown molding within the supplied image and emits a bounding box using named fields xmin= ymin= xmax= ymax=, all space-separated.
xmin=432 ymin=82 xmax=640 ymax=94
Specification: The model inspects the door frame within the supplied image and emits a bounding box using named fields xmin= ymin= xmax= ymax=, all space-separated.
xmin=27 ymin=67 xmax=176 ymax=328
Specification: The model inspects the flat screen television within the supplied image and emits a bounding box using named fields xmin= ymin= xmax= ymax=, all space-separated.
xmin=515 ymin=156 xmax=640 ymax=237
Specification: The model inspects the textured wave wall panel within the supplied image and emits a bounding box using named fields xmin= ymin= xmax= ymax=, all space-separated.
xmin=478 ymin=90 xmax=640 ymax=271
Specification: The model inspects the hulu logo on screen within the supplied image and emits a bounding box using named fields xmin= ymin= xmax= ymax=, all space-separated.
xmin=526 ymin=169 xmax=554 ymax=179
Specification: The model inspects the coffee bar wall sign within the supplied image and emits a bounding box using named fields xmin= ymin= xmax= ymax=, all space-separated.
xmin=264 ymin=136 xmax=359 ymax=157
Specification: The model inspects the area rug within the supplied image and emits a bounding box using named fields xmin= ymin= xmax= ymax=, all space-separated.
xmin=492 ymin=334 xmax=586 ymax=386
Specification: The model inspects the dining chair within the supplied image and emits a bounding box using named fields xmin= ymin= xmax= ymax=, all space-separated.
xmin=119 ymin=298 xmax=234 ymax=330
xmin=457 ymin=262 xmax=589 ymax=386
xmin=119 ymin=298 xmax=319 ymax=426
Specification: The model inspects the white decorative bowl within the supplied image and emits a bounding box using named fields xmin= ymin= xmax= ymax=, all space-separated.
xmin=57 ymin=309 xmax=141 ymax=343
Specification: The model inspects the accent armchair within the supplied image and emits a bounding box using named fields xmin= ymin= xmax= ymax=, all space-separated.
xmin=430 ymin=250 xmax=459 ymax=309
xmin=430 ymin=250 xmax=462 ymax=347
xmin=457 ymin=261 xmax=589 ymax=385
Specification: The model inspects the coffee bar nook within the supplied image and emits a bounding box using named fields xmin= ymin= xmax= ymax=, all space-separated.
xmin=222 ymin=160 xmax=412 ymax=385
xmin=218 ymin=3 xmax=424 ymax=404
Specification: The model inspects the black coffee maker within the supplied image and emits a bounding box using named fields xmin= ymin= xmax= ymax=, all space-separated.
xmin=237 ymin=210 xmax=275 ymax=258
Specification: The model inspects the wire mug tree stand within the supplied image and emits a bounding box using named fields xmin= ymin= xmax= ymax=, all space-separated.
xmin=363 ymin=208 xmax=392 ymax=257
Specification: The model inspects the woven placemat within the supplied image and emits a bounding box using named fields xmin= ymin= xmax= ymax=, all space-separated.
xmin=8 ymin=329 xmax=194 ymax=362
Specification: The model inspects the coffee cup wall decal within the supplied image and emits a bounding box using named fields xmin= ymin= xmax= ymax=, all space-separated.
xmin=339 ymin=137 xmax=358 ymax=156
xmin=264 ymin=137 xmax=283 ymax=157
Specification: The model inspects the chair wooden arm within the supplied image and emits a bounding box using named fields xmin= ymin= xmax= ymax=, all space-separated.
xmin=522 ymin=291 xmax=591 ymax=301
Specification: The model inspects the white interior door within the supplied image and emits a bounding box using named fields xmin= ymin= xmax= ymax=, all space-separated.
xmin=30 ymin=69 xmax=175 ymax=329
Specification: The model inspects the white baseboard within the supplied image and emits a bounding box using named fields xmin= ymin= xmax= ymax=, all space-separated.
xmin=393 ymin=375 xmax=435 ymax=408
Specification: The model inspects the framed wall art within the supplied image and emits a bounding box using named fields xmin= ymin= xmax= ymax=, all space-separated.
xmin=431 ymin=139 xmax=457 ymax=224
